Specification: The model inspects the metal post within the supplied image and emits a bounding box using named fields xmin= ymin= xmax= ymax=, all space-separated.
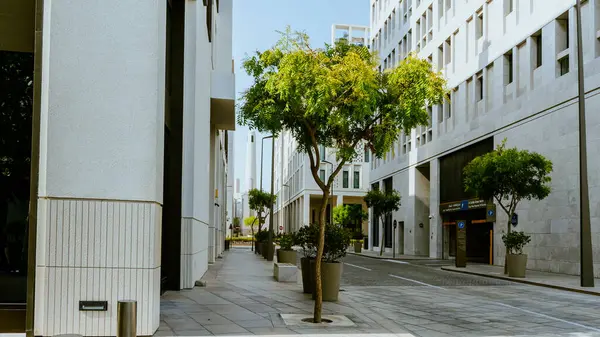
xmin=267 ymin=135 xmax=275 ymax=261
xmin=575 ymin=0 xmax=595 ymax=287
xmin=117 ymin=300 xmax=137 ymax=337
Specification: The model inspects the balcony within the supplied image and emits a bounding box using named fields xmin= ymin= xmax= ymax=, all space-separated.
xmin=210 ymin=64 xmax=236 ymax=130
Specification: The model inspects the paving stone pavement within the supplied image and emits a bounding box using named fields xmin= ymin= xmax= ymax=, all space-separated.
xmin=157 ymin=248 xmax=600 ymax=337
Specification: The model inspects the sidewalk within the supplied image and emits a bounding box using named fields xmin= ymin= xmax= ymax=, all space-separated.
xmin=442 ymin=264 xmax=600 ymax=296
xmin=157 ymin=247 xmax=414 ymax=336
xmin=347 ymin=250 xmax=436 ymax=260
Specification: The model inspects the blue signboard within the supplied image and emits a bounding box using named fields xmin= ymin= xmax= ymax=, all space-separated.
xmin=458 ymin=221 xmax=465 ymax=229
xmin=487 ymin=209 xmax=495 ymax=217
xmin=511 ymin=213 xmax=518 ymax=226
xmin=460 ymin=200 xmax=469 ymax=210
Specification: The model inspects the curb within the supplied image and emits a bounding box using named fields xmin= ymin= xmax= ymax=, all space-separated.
xmin=347 ymin=252 xmax=434 ymax=261
xmin=441 ymin=267 xmax=600 ymax=297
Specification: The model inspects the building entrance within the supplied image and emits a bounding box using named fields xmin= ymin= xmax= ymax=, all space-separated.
xmin=445 ymin=209 xmax=493 ymax=264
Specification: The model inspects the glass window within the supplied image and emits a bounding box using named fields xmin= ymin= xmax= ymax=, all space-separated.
xmin=354 ymin=171 xmax=360 ymax=188
xmin=319 ymin=169 xmax=325 ymax=182
xmin=319 ymin=145 xmax=325 ymax=161
xmin=343 ymin=170 xmax=349 ymax=188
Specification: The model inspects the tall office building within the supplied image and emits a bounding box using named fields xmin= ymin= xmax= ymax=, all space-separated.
xmin=369 ymin=0 xmax=599 ymax=277
xmin=0 ymin=0 xmax=235 ymax=334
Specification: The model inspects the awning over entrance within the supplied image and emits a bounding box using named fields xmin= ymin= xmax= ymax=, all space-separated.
xmin=0 ymin=0 xmax=35 ymax=52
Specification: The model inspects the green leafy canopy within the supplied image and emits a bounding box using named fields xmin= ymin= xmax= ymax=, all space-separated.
xmin=364 ymin=189 xmax=401 ymax=220
xmin=463 ymin=139 xmax=553 ymax=218
xmin=238 ymin=26 xmax=447 ymax=191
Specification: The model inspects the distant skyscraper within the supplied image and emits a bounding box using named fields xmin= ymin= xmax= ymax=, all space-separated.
xmin=245 ymin=130 xmax=257 ymax=192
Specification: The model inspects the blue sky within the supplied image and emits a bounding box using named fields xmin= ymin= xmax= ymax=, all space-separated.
xmin=232 ymin=0 xmax=369 ymax=194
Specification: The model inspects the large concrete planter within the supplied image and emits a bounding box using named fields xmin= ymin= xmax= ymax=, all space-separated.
xmin=300 ymin=257 xmax=314 ymax=294
xmin=277 ymin=249 xmax=297 ymax=264
xmin=310 ymin=261 xmax=343 ymax=302
xmin=507 ymin=254 xmax=527 ymax=278
xmin=354 ymin=241 xmax=362 ymax=253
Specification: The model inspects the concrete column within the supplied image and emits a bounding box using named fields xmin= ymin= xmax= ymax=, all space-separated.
xmin=429 ymin=159 xmax=442 ymax=258
xmin=34 ymin=1 xmax=165 ymax=335
xmin=303 ymin=194 xmax=310 ymax=227
xmin=209 ymin=127 xmax=217 ymax=263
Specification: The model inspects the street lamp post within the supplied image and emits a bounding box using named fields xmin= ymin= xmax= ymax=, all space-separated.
xmin=575 ymin=0 xmax=595 ymax=287
xmin=267 ymin=134 xmax=276 ymax=261
xmin=322 ymin=160 xmax=335 ymax=224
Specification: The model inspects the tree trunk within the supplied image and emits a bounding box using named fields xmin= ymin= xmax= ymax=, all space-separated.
xmin=313 ymin=191 xmax=329 ymax=323
xmin=504 ymin=216 xmax=512 ymax=274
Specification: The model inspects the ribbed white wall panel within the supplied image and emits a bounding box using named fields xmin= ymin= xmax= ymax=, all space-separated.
xmin=34 ymin=198 xmax=161 ymax=336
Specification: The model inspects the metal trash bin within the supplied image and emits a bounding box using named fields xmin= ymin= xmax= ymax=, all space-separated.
xmin=117 ymin=300 xmax=137 ymax=337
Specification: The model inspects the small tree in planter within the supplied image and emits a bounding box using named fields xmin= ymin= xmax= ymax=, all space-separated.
xmin=464 ymin=139 xmax=552 ymax=273
xmin=297 ymin=224 xmax=318 ymax=294
xmin=244 ymin=216 xmax=258 ymax=251
xmin=351 ymin=231 xmax=365 ymax=253
xmin=364 ymin=188 xmax=401 ymax=256
xmin=315 ymin=223 xmax=351 ymax=301
xmin=502 ymin=231 xmax=532 ymax=277
xmin=276 ymin=232 xmax=297 ymax=264
xmin=248 ymin=188 xmax=277 ymax=258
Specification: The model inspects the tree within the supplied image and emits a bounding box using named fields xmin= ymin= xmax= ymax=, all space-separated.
xmin=238 ymin=27 xmax=446 ymax=322
xmin=244 ymin=216 xmax=258 ymax=251
xmin=463 ymin=139 xmax=552 ymax=271
xmin=364 ymin=188 xmax=401 ymax=256
xmin=248 ymin=188 xmax=277 ymax=234
xmin=333 ymin=204 xmax=367 ymax=232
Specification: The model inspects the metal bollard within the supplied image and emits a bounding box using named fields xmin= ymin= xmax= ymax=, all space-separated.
xmin=117 ymin=300 xmax=137 ymax=337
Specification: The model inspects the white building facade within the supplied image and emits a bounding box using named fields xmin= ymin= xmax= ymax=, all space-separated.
xmin=369 ymin=0 xmax=600 ymax=277
xmin=0 ymin=0 xmax=234 ymax=335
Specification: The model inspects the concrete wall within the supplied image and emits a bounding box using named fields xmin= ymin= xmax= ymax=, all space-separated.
xmin=35 ymin=0 xmax=166 ymax=335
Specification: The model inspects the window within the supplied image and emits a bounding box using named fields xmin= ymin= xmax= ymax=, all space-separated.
xmin=364 ymin=146 xmax=370 ymax=162
xmin=505 ymin=0 xmax=514 ymax=15
xmin=343 ymin=170 xmax=349 ymax=188
xmin=476 ymin=72 xmax=483 ymax=101
xmin=557 ymin=13 xmax=569 ymax=52
xmin=354 ymin=171 xmax=360 ymax=188
xmin=319 ymin=169 xmax=325 ymax=182
xmin=534 ymin=32 xmax=543 ymax=68
xmin=559 ymin=56 xmax=570 ymax=76
xmin=445 ymin=37 xmax=452 ymax=65
xmin=505 ymin=52 xmax=514 ymax=84
xmin=476 ymin=10 xmax=484 ymax=39
xmin=446 ymin=92 xmax=452 ymax=118
xmin=251 ymin=135 xmax=254 ymax=142
xmin=319 ymin=145 xmax=325 ymax=160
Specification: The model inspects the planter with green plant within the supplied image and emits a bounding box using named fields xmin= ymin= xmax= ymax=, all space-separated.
xmin=276 ymin=232 xmax=297 ymax=264
xmin=297 ymin=224 xmax=317 ymax=294
xmin=352 ymin=232 xmax=365 ymax=253
xmin=502 ymin=231 xmax=531 ymax=278
xmin=255 ymin=231 xmax=268 ymax=256
xmin=311 ymin=223 xmax=351 ymax=302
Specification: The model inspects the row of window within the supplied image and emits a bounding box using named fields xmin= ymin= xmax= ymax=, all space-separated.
xmin=371 ymin=2 xmax=600 ymax=171
xmin=319 ymin=167 xmax=362 ymax=189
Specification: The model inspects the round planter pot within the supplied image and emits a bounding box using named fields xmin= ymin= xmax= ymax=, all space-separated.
xmin=310 ymin=260 xmax=342 ymax=302
xmin=261 ymin=243 xmax=267 ymax=258
xmin=300 ymin=257 xmax=314 ymax=294
xmin=354 ymin=241 xmax=362 ymax=253
xmin=266 ymin=244 xmax=275 ymax=261
xmin=507 ymin=254 xmax=527 ymax=278
xmin=277 ymin=250 xmax=297 ymax=264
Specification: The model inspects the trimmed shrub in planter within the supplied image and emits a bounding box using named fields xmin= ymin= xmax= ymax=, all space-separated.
xmin=276 ymin=232 xmax=297 ymax=264
xmin=502 ymin=231 xmax=531 ymax=278
xmin=297 ymin=224 xmax=318 ymax=294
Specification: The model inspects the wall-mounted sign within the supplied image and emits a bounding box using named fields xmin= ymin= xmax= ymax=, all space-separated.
xmin=511 ymin=213 xmax=518 ymax=227
xmin=456 ymin=220 xmax=466 ymax=268
xmin=440 ymin=198 xmax=488 ymax=213
xmin=486 ymin=204 xmax=497 ymax=222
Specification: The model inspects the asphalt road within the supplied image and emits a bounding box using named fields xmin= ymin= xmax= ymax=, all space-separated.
xmin=339 ymin=254 xmax=512 ymax=287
